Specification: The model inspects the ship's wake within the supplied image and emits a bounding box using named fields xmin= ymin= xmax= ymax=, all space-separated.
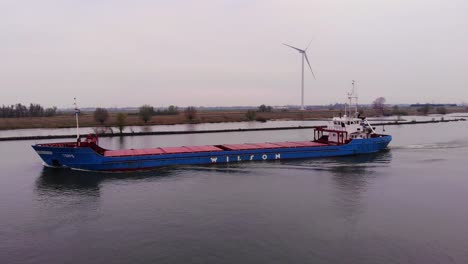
xmin=391 ymin=139 xmax=468 ymax=150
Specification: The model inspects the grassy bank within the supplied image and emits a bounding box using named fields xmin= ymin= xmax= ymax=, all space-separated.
xmin=1 ymin=118 xmax=466 ymax=141
xmin=0 ymin=107 xmax=466 ymax=130
xmin=0 ymin=110 xmax=340 ymax=130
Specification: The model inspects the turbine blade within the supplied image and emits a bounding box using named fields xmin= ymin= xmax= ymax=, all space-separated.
xmin=304 ymin=53 xmax=316 ymax=80
xmin=283 ymin=43 xmax=304 ymax=53
xmin=305 ymin=39 xmax=313 ymax=51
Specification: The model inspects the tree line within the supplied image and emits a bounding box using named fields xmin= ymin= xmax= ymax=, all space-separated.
xmin=372 ymin=97 xmax=448 ymax=116
xmin=0 ymin=103 xmax=57 ymax=118
xmin=96 ymin=104 xmax=275 ymax=134
xmin=93 ymin=105 xmax=199 ymax=134
xmin=135 ymin=105 xmax=196 ymax=123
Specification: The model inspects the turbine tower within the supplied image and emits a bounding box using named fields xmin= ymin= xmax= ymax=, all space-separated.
xmin=283 ymin=42 xmax=316 ymax=110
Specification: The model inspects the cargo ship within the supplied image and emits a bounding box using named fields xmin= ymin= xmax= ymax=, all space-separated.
xmin=32 ymin=89 xmax=391 ymax=172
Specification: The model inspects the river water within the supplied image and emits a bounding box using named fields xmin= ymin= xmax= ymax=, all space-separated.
xmin=1 ymin=120 xmax=468 ymax=263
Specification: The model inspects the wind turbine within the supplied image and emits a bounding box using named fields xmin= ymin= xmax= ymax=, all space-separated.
xmin=283 ymin=42 xmax=316 ymax=110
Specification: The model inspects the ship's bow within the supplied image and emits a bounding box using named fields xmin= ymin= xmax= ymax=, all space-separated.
xmin=32 ymin=142 xmax=102 ymax=169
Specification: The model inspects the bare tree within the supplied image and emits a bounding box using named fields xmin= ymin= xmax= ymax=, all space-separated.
xmin=184 ymin=106 xmax=197 ymax=121
xmin=258 ymin=104 xmax=272 ymax=112
xmin=93 ymin=108 xmax=109 ymax=125
xmin=44 ymin=107 xmax=57 ymax=117
xmin=417 ymin=104 xmax=432 ymax=115
xmin=139 ymin=105 xmax=154 ymax=123
xmin=116 ymin=113 xmax=127 ymax=134
xmin=372 ymin=97 xmax=386 ymax=116
xmin=245 ymin=110 xmax=256 ymax=121
xmin=167 ymin=105 xmax=179 ymax=115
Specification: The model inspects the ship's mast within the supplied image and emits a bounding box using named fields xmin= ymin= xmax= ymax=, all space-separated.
xmin=74 ymin=97 xmax=80 ymax=143
xmin=347 ymin=80 xmax=358 ymax=117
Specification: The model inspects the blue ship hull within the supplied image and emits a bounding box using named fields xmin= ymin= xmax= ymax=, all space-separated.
xmin=32 ymin=135 xmax=392 ymax=172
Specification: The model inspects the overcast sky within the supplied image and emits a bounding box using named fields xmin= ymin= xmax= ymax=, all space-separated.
xmin=1 ymin=0 xmax=467 ymax=108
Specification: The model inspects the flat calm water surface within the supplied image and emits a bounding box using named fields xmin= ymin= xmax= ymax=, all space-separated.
xmin=1 ymin=121 xmax=468 ymax=263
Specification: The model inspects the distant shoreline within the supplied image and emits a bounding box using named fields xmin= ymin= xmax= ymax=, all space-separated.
xmin=1 ymin=107 xmax=466 ymax=131
xmin=0 ymin=110 xmax=342 ymax=131
xmin=0 ymin=118 xmax=465 ymax=142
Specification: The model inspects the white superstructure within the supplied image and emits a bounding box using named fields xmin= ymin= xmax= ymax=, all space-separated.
xmin=323 ymin=81 xmax=376 ymax=144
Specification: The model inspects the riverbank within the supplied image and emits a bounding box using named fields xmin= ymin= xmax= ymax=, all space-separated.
xmin=0 ymin=110 xmax=338 ymax=130
xmin=1 ymin=118 xmax=465 ymax=141
xmin=1 ymin=106 xmax=466 ymax=130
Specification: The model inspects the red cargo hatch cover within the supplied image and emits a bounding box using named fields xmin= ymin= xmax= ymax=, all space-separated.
xmin=249 ymin=143 xmax=283 ymax=149
xmin=184 ymin=145 xmax=222 ymax=152
xmin=105 ymin=148 xmax=165 ymax=157
xmin=105 ymin=145 xmax=222 ymax=157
